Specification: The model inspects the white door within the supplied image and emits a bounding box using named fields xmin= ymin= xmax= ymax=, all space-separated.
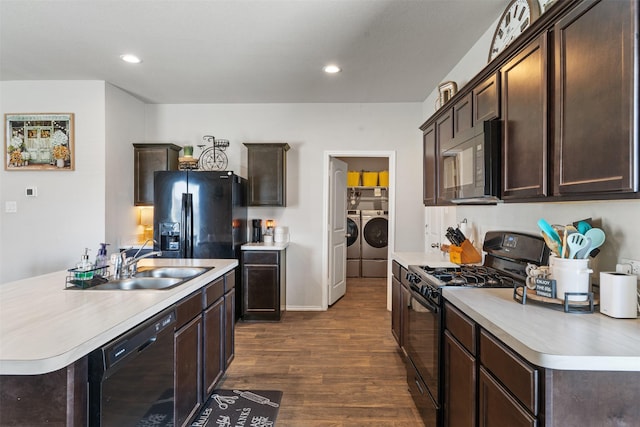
xmin=328 ymin=157 xmax=348 ymax=305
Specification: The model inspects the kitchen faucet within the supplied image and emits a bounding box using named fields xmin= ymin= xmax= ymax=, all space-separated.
xmin=112 ymin=239 xmax=162 ymax=279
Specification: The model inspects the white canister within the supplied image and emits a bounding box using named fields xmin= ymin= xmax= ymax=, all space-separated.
xmin=274 ymin=226 xmax=289 ymax=243
xmin=549 ymin=256 xmax=593 ymax=301
xmin=599 ymin=272 xmax=638 ymax=318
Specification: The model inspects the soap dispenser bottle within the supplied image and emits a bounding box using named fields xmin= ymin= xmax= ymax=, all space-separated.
xmin=95 ymin=243 xmax=109 ymax=277
xmin=75 ymin=248 xmax=94 ymax=281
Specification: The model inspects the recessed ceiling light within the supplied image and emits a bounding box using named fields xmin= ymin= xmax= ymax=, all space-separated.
xmin=323 ymin=64 xmax=341 ymax=74
xmin=120 ymin=54 xmax=142 ymax=64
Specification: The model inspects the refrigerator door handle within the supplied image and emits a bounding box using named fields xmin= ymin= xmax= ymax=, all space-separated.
xmin=181 ymin=193 xmax=192 ymax=258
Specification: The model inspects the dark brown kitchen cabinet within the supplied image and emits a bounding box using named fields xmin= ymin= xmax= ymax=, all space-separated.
xmin=203 ymin=277 xmax=225 ymax=398
xmin=244 ymin=143 xmax=290 ymax=206
xmin=391 ymin=261 xmax=409 ymax=349
xmin=436 ymin=109 xmax=454 ymax=205
xmin=133 ymin=143 xmax=181 ymax=206
xmin=422 ymin=123 xmax=437 ymax=206
xmin=223 ymin=270 xmax=236 ymax=367
xmin=174 ymin=291 xmax=204 ymax=427
xmin=242 ymin=250 xmax=286 ymax=321
xmin=473 ymin=73 xmax=500 ymax=126
xmin=553 ymin=0 xmax=637 ymax=196
xmin=443 ymin=303 xmax=477 ymax=427
xmin=478 ymin=367 xmax=537 ymax=427
xmin=453 ymin=93 xmax=473 ymax=138
xmin=500 ymin=34 xmax=548 ymax=200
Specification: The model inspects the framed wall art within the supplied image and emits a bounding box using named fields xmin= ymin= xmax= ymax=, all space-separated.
xmin=5 ymin=113 xmax=74 ymax=171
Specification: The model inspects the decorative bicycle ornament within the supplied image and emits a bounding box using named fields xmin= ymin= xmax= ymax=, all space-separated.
xmin=197 ymin=135 xmax=229 ymax=171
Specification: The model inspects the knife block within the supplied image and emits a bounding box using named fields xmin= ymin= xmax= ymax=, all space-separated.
xmin=449 ymin=240 xmax=482 ymax=264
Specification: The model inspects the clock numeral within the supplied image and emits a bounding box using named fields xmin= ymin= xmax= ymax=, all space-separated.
xmin=520 ymin=18 xmax=530 ymax=32
xmin=518 ymin=8 xmax=526 ymax=21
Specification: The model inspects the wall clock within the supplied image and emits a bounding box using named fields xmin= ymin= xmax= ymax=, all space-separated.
xmin=488 ymin=0 xmax=541 ymax=62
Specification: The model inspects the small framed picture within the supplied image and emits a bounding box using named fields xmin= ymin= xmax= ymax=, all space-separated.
xmin=5 ymin=113 xmax=74 ymax=171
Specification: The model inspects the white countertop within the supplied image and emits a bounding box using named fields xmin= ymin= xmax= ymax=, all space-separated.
xmin=0 ymin=258 xmax=237 ymax=375
xmin=241 ymin=242 xmax=289 ymax=251
xmin=392 ymin=251 xmax=456 ymax=268
xmin=444 ymin=288 xmax=640 ymax=372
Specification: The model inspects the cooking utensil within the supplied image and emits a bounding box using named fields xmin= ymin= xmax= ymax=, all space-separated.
xmin=537 ymin=219 xmax=562 ymax=249
xmin=562 ymin=228 xmax=568 ymax=258
xmin=584 ymin=228 xmax=605 ymax=257
xmin=576 ymin=220 xmax=592 ymax=235
xmin=540 ymin=231 xmax=561 ymax=257
xmin=575 ymin=237 xmax=592 ymax=259
xmin=566 ymin=233 xmax=589 ymax=259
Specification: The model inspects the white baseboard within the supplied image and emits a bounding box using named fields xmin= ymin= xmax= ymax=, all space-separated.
xmin=285 ymin=305 xmax=325 ymax=311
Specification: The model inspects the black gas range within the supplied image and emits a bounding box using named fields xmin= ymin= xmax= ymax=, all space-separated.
xmin=403 ymin=231 xmax=548 ymax=427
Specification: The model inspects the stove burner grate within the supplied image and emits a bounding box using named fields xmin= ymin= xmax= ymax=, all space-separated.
xmin=417 ymin=265 xmax=517 ymax=288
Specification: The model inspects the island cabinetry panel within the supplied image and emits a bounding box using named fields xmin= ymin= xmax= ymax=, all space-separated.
xmin=0 ymin=357 xmax=88 ymax=427
xmin=478 ymin=367 xmax=537 ymax=427
xmin=443 ymin=303 xmax=477 ymax=427
xmin=500 ymin=34 xmax=548 ymax=200
xmin=553 ymin=0 xmax=637 ymax=196
xmin=223 ymin=270 xmax=236 ymax=367
xmin=203 ymin=276 xmax=225 ymax=398
xmin=133 ymin=143 xmax=180 ymax=206
xmin=174 ymin=290 xmax=204 ymax=427
xmin=244 ymin=143 xmax=290 ymax=206
xmin=242 ymin=250 xmax=286 ymax=321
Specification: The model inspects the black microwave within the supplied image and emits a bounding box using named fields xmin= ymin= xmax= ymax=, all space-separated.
xmin=439 ymin=120 xmax=501 ymax=204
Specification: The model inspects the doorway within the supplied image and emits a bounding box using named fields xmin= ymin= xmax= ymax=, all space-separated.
xmin=322 ymin=151 xmax=396 ymax=311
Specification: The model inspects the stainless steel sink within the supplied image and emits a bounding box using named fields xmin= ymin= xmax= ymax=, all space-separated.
xmin=89 ymin=277 xmax=184 ymax=290
xmin=78 ymin=266 xmax=211 ymax=290
xmin=135 ymin=267 xmax=209 ymax=279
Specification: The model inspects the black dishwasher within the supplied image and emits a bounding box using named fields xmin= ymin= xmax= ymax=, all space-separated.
xmin=89 ymin=308 xmax=176 ymax=427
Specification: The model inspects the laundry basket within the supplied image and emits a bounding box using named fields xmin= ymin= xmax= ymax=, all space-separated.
xmin=362 ymin=171 xmax=379 ymax=187
xmin=347 ymin=171 xmax=361 ymax=187
xmin=379 ymin=170 xmax=389 ymax=187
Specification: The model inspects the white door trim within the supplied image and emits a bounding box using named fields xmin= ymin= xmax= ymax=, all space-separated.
xmin=321 ymin=150 xmax=396 ymax=311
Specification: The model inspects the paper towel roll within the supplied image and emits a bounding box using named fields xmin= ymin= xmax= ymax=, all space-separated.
xmin=599 ymin=272 xmax=638 ymax=318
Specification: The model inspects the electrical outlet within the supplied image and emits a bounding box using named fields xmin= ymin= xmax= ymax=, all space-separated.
xmin=619 ymin=258 xmax=640 ymax=276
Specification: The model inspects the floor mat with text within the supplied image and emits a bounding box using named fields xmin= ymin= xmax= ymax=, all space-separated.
xmin=191 ymin=389 xmax=282 ymax=427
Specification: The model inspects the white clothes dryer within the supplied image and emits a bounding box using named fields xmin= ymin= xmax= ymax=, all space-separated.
xmin=361 ymin=210 xmax=388 ymax=277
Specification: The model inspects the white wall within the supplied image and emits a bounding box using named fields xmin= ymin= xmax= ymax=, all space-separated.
xmin=105 ymin=84 xmax=146 ymax=249
xmin=145 ymin=103 xmax=424 ymax=309
xmin=0 ymin=81 xmax=107 ymax=283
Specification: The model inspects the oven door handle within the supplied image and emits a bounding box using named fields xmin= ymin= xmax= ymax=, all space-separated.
xmin=411 ymin=289 xmax=439 ymax=313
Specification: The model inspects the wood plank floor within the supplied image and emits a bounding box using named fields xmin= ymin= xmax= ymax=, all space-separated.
xmin=219 ymin=277 xmax=425 ymax=426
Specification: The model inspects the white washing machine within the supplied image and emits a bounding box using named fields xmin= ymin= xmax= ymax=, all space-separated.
xmin=361 ymin=210 xmax=388 ymax=277
xmin=346 ymin=210 xmax=361 ymax=277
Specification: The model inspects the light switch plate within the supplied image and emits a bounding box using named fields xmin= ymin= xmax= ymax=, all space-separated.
xmin=5 ymin=201 xmax=17 ymax=213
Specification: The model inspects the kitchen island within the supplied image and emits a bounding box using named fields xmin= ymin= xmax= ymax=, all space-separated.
xmin=0 ymin=258 xmax=237 ymax=426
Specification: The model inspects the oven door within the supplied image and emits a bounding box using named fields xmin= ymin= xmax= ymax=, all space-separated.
xmin=405 ymin=284 xmax=442 ymax=424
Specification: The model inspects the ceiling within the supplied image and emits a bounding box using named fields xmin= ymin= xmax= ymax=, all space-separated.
xmin=0 ymin=0 xmax=506 ymax=104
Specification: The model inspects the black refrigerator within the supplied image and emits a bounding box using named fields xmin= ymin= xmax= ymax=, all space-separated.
xmin=153 ymin=170 xmax=247 ymax=317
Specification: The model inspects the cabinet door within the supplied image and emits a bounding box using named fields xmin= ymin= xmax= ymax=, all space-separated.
xmin=133 ymin=144 xmax=180 ymax=206
xmin=443 ymin=332 xmax=476 ymax=427
xmin=501 ymin=35 xmax=548 ymax=200
xmin=454 ymin=93 xmax=473 ymax=137
xmin=423 ymin=123 xmax=437 ymax=206
xmin=174 ymin=316 xmax=202 ymax=427
xmin=554 ymin=0 xmax=636 ymax=195
xmin=400 ymin=283 xmax=410 ymax=356
xmin=479 ymin=367 xmax=537 ymax=427
xmin=244 ymin=143 xmax=290 ymax=206
xmin=391 ymin=275 xmax=401 ymax=346
xmin=203 ymin=298 xmax=224 ymax=398
xmin=224 ymin=288 xmax=235 ymax=368
xmin=436 ymin=109 xmax=454 ymax=204
xmin=473 ymin=73 xmax=500 ymax=126
xmin=242 ymin=262 xmax=280 ymax=321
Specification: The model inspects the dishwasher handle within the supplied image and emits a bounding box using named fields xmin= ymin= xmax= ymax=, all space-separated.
xmin=104 ymin=310 xmax=175 ymax=370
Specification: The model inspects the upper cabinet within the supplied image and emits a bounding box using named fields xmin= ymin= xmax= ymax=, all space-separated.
xmin=244 ymin=143 xmax=290 ymax=207
xmin=420 ymin=0 xmax=638 ymax=205
xmin=501 ymin=34 xmax=548 ymax=200
xmin=133 ymin=143 xmax=181 ymax=206
xmin=553 ymin=0 xmax=637 ymax=196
